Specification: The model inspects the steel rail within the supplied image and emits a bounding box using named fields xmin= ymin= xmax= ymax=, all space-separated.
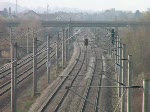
xmin=39 ymin=40 xmax=84 ymax=112
xmin=80 ymin=45 xmax=97 ymax=112
xmin=0 ymin=41 xmax=61 ymax=96
xmin=78 ymin=32 xmax=105 ymax=112
xmin=0 ymin=38 xmax=55 ymax=79
xmin=53 ymin=40 xmax=85 ymax=112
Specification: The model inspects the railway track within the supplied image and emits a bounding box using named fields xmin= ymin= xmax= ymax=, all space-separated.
xmin=55 ymin=31 xmax=107 ymax=112
xmin=27 ymin=29 xmax=116 ymax=112
xmin=0 ymin=28 xmax=46 ymax=74
xmin=68 ymin=33 xmax=103 ymax=112
xmin=1 ymin=29 xmax=114 ymax=112
xmin=0 ymin=38 xmax=62 ymax=96
xmin=34 ymin=31 xmax=104 ymax=112
xmin=0 ymin=39 xmax=53 ymax=79
xmin=80 ymin=49 xmax=103 ymax=112
xmin=38 ymin=37 xmax=85 ymax=111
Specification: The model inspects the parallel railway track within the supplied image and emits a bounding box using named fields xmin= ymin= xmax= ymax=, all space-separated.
xmin=80 ymin=48 xmax=103 ymax=112
xmin=80 ymin=32 xmax=106 ymax=112
xmin=0 ymin=38 xmax=62 ymax=96
xmin=0 ymin=40 xmax=52 ymax=79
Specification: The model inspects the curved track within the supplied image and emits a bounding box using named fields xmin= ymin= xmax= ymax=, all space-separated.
xmin=39 ymin=37 xmax=85 ymax=112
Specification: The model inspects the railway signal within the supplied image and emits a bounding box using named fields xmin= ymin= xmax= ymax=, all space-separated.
xmin=84 ymin=39 xmax=88 ymax=46
xmin=84 ymin=38 xmax=88 ymax=71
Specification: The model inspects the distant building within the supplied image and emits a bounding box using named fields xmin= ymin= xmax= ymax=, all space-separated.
xmin=21 ymin=10 xmax=40 ymax=20
xmin=40 ymin=13 xmax=62 ymax=20
xmin=20 ymin=10 xmax=62 ymax=20
xmin=0 ymin=7 xmax=12 ymax=17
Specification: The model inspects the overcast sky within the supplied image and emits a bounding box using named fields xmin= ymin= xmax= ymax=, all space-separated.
xmin=0 ymin=0 xmax=149 ymax=12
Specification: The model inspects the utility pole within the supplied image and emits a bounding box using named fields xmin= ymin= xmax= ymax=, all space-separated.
xmin=64 ymin=29 xmax=67 ymax=64
xmin=118 ymin=38 xmax=122 ymax=99
xmin=121 ymin=44 xmax=126 ymax=112
xmin=143 ymin=79 xmax=150 ymax=112
xmin=56 ymin=33 xmax=59 ymax=73
xmin=68 ymin=24 xmax=71 ymax=58
xmin=14 ymin=42 xmax=18 ymax=84
xmin=66 ymin=29 xmax=68 ymax=61
xmin=27 ymin=28 xmax=29 ymax=54
xmin=11 ymin=43 xmax=17 ymax=112
xmin=62 ymin=27 xmax=65 ymax=67
xmin=115 ymin=36 xmax=120 ymax=98
xmin=47 ymin=35 xmax=51 ymax=83
xmin=115 ymin=35 xmax=118 ymax=70
xmin=10 ymin=27 xmax=12 ymax=46
xmin=127 ymin=55 xmax=132 ymax=112
xmin=33 ymin=37 xmax=37 ymax=96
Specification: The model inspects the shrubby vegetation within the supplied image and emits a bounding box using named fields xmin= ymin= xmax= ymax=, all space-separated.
xmin=120 ymin=10 xmax=150 ymax=112
xmin=121 ymin=10 xmax=150 ymax=81
xmin=0 ymin=16 xmax=43 ymax=66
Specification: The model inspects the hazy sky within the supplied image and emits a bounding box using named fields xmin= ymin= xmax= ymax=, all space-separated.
xmin=0 ymin=0 xmax=149 ymax=11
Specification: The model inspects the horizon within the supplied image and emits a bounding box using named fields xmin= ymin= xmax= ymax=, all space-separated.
xmin=0 ymin=0 xmax=149 ymax=12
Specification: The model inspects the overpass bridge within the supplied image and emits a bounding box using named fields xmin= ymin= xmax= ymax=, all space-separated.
xmin=5 ymin=20 xmax=150 ymax=27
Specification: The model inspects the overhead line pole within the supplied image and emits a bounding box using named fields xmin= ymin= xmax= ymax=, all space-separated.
xmin=62 ymin=27 xmax=65 ymax=67
xmin=33 ymin=36 xmax=37 ymax=96
xmin=27 ymin=28 xmax=29 ymax=54
xmin=10 ymin=43 xmax=14 ymax=112
xmin=56 ymin=33 xmax=59 ymax=74
xmin=66 ymin=29 xmax=68 ymax=61
xmin=121 ymin=44 xmax=126 ymax=112
xmin=127 ymin=55 xmax=132 ymax=112
xmin=68 ymin=23 xmax=71 ymax=58
xmin=47 ymin=35 xmax=51 ymax=83
xmin=64 ymin=29 xmax=67 ymax=65
xmin=118 ymin=38 xmax=122 ymax=99
xmin=143 ymin=79 xmax=150 ymax=112
xmin=11 ymin=43 xmax=17 ymax=112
